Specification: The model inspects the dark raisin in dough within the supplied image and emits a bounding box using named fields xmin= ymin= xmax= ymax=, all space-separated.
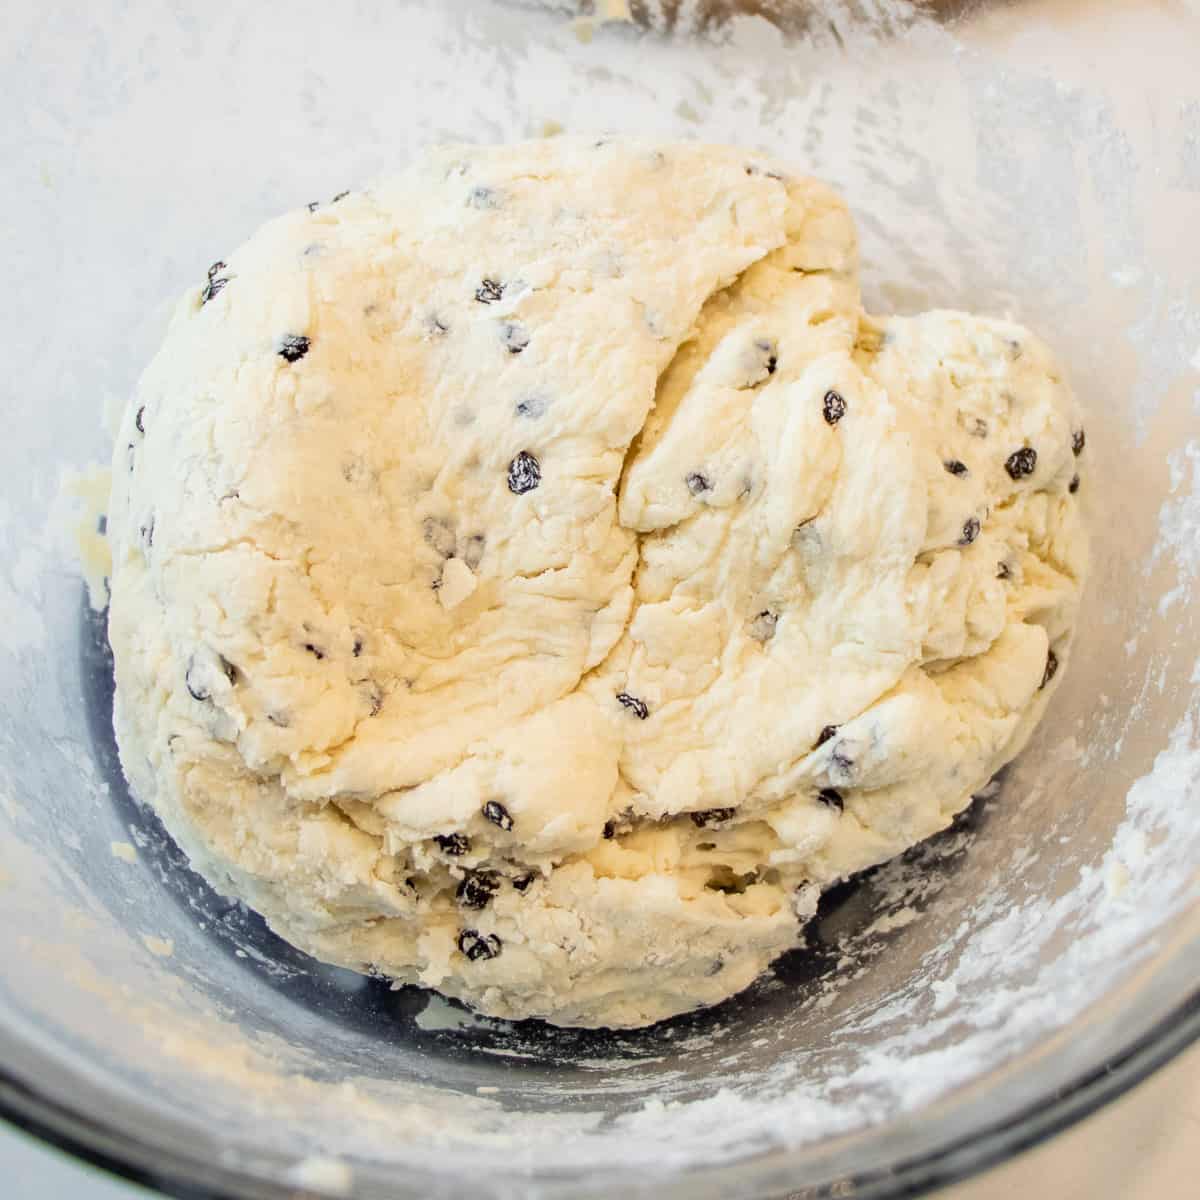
xmin=686 ymin=472 xmax=712 ymax=496
xmin=515 ymin=395 xmax=548 ymax=419
xmin=959 ymin=516 xmax=981 ymax=546
xmin=201 ymin=261 xmax=229 ymax=305
xmin=1072 ymin=429 xmax=1086 ymax=456
xmin=457 ymin=870 xmax=501 ymax=910
xmin=507 ymin=451 xmax=541 ymax=495
xmin=306 ymin=201 xmax=320 ymax=212
xmin=1005 ymin=447 xmax=1038 ymax=479
xmin=482 ymin=800 xmax=514 ymax=832
xmin=969 ymin=417 xmax=989 ymax=438
xmin=690 ymin=808 xmax=736 ymax=828
xmin=815 ymin=724 xmax=839 ymax=749
xmin=302 ymin=642 xmax=325 ymax=660
xmin=135 ymin=406 xmax=146 ymax=434
xmin=817 ymin=787 xmax=844 ymax=811
xmin=352 ymin=637 xmax=364 ymax=657
xmin=1069 ymin=474 xmax=1081 ymax=494
xmin=997 ymin=561 xmax=1012 ymax=580
xmin=185 ymin=662 xmax=210 ymax=703
xmin=475 ymin=278 xmax=505 ymax=304
xmin=501 ymin=322 xmax=529 ymax=354
xmin=602 ymin=820 xmax=616 ymax=839
xmin=458 ymin=930 xmax=502 ymax=961
xmin=943 ymin=459 xmax=968 ymax=477
xmin=435 ymin=833 xmax=471 ymax=856
xmin=512 ymin=872 xmax=537 ymax=892
xmin=278 ymin=334 xmax=310 ymax=363
xmin=332 ymin=190 xmax=350 ymax=203
xmin=822 ymin=390 xmax=847 ymax=425
xmin=616 ymin=692 xmax=649 ymax=720
xmin=1040 ymin=648 xmax=1059 ymax=690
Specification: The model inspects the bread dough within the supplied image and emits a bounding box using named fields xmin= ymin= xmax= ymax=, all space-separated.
xmin=106 ymin=138 xmax=1087 ymax=1028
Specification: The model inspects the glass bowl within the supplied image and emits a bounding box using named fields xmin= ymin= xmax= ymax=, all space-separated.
xmin=1 ymin=1 xmax=1198 ymax=1196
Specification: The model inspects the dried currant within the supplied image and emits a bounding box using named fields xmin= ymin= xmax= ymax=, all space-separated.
xmin=512 ymin=872 xmax=537 ymax=892
xmin=435 ymin=833 xmax=471 ymax=857
xmin=1005 ymin=447 xmax=1038 ymax=480
xmin=475 ymin=278 xmax=504 ymax=304
xmin=691 ymin=808 xmax=736 ymax=828
xmin=686 ymin=472 xmax=712 ymax=496
xmin=602 ymin=820 xmax=616 ymax=840
xmin=968 ymin=418 xmax=989 ymax=438
xmin=507 ymin=451 xmax=541 ymax=495
xmin=278 ymin=334 xmax=310 ymax=363
xmin=959 ymin=516 xmax=981 ymax=546
xmin=1040 ymin=648 xmax=1059 ymax=690
xmin=817 ymin=788 xmax=844 ymax=811
xmin=457 ymin=870 xmax=500 ymax=910
xmin=201 ymin=261 xmax=229 ymax=305
xmin=822 ymin=390 xmax=846 ymax=425
xmin=134 ymin=406 xmax=146 ymax=434
xmin=943 ymin=459 xmax=968 ymax=477
xmin=515 ymin=395 xmax=547 ymax=420
xmin=482 ymin=800 xmax=514 ymax=832
xmin=1069 ymin=474 xmax=1081 ymax=494
xmin=501 ymin=322 xmax=529 ymax=354
xmin=331 ymin=190 xmax=350 ymax=203
xmin=302 ymin=642 xmax=325 ymax=660
xmin=815 ymin=724 xmax=839 ymax=749
xmin=616 ymin=692 xmax=649 ymax=720
xmin=458 ymin=930 xmax=501 ymax=961
xmin=1072 ymin=429 xmax=1086 ymax=456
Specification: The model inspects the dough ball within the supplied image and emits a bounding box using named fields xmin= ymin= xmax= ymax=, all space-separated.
xmin=106 ymin=138 xmax=1086 ymax=1028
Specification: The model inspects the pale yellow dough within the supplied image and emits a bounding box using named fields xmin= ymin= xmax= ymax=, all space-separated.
xmin=106 ymin=138 xmax=1086 ymax=1028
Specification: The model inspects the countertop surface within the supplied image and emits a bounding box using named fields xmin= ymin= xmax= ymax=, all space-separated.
xmin=4 ymin=1038 xmax=1199 ymax=1198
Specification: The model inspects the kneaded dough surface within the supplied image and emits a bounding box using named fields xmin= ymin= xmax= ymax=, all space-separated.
xmin=107 ymin=138 xmax=1087 ymax=1028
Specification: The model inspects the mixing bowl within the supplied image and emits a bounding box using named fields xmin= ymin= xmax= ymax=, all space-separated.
xmin=2 ymin=1 xmax=1198 ymax=1196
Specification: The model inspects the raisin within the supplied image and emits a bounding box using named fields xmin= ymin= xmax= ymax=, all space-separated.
xmin=135 ymin=406 xmax=146 ymax=434
xmin=1005 ymin=447 xmax=1038 ymax=480
xmin=997 ymin=561 xmax=1011 ymax=580
xmin=602 ymin=820 xmax=616 ymax=839
xmin=507 ymin=451 xmax=541 ymax=495
xmin=686 ymin=472 xmax=712 ymax=496
xmin=331 ymin=190 xmax=350 ymax=203
xmin=302 ymin=642 xmax=325 ymax=660
xmin=458 ymin=930 xmax=501 ymax=961
xmin=435 ymin=833 xmax=471 ymax=857
xmin=501 ymin=322 xmax=529 ymax=354
xmin=482 ymin=800 xmax=514 ymax=832
xmin=830 ymin=743 xmax=855 ymax=778
xmin=943 ymin=459 xmax=968 ymax=477
xmin=959 ymin=516 xmax=981 ymax=546
xmin=1069 ymin=474 xmax=1081 ymax=494
xmin=475 ymin=278 xmax=505 ymax=304
xmin=822 ymin=390 xmax=846 ymax=425
xmin=184 ymin=662 xmax=210 ymax=702
xmin=691 ymin=808 xmax=736 ymax=828
xmin=616 ymin=692 xmax=649 ymax=720
xmin=352 ymin=636 xmax=364 ymax=657
xmin=512 ymin=872 xmax=537 ymax=892
xmin=968 ymin=418 xmax=989 ymax=438
xmin=1072 ymin=429 xmax=1086 ymax=456
xmin=818 ymin=788 xmax=844 ymax=811
xmin=457 ymin=870 xmax=500 ymax=910
xmin=306 ymin=200 xmax=320 ymax=212
xmin=462 ymin=534 xmax=486 ymax=570
xmin=278 ymin=334 xmax=310 ymax=363
xmin=754 ymin=337 xmax=778 ymax=376
xmin=201 ymin=261 xmax=229 ymax=305
xmin=1041 ymin=648 xmax=1059 ymax=690
xmin=515 ymin=395 xmax=547 ymax=420
xmin=749 ymin=610 xmax=777 ymax=642
xmin=815 ymin=724 xmax=839 ymax=749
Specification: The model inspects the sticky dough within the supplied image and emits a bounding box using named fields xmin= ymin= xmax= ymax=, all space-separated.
xmin=106 ymin=138 xmax=1087 ymax=1028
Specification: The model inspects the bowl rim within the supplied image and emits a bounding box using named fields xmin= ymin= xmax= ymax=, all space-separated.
xmin=1 ymin=985 xmax=1198 ymax=1199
